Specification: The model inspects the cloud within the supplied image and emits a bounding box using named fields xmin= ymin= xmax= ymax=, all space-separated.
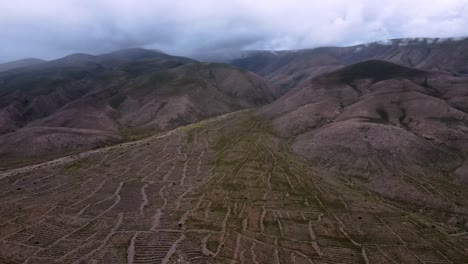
xmin=1 ymin=0 xmax=468 ymax=61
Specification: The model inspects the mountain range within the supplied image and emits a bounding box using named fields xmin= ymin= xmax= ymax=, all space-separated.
xmin=231 ymin=37 xmax=468 ymax=95
xmin=0 ymin=37 xmax=467 ymax=263
xmin=0 ymin=48 xmax=274 ymax=162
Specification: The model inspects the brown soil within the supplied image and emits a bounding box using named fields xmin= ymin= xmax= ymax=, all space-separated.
xmin=0 ymin=112 xmax=466 ymax=263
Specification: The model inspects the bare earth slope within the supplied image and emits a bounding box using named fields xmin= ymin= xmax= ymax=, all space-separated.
xmin=0 ymin=49 xmax=274 ymax=162
xmin=0 ymin=112 xmax=467 ymax=263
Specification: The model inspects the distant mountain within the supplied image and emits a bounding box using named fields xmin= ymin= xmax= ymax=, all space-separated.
xmin=230 ymin=37 xmax=468 ymax=95
xmin=0 ymin=48 xmax=274 ymax=160
xmin=0 ymin=58 xmax=46 ymax=72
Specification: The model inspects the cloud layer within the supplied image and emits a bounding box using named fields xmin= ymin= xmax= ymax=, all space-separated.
xmin=1 ymin=0 xmax=468 ymax=61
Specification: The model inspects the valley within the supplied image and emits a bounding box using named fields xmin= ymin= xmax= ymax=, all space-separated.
xmin=0 ymin=38 xmax=467 ymax=263
xmin=0 ymin=111 xmax=467 ymax=263
xmin=3 ymin=0 xmax=468 ymax=262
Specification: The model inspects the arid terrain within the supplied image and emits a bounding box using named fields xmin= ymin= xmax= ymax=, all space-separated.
xmin=0 ymin=38 xmax=467 ymax=263
xmin=1 ymin=112 xmax=467 ymax=263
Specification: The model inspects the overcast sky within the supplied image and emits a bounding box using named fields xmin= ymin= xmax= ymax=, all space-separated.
xmin=1 ymin=0 xmax=468 ymax=62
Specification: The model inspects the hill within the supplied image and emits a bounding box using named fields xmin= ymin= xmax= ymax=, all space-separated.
xmin=0 ymin=49 xmax=274 ymax=161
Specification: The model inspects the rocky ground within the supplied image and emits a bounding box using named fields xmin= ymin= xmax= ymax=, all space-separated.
xmin=0 ymin=111 xmax=467 ymax=263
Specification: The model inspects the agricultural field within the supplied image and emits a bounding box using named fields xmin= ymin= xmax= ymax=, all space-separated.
xmin=0 ymin=112 xmax=466 ymax=263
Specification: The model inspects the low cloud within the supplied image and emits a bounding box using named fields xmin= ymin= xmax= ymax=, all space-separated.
xmin=1 ymin=0 xmax=468 ymax=61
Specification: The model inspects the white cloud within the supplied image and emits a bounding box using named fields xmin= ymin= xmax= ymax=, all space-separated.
xmin=0 ymin=0 xmax=468 ymax=61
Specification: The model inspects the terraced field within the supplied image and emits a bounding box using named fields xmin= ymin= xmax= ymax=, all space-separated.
xmin=0 ymin=111 xmax=467 ymax=263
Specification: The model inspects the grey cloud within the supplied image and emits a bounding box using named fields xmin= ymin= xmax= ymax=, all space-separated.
xmin=1 ymin=0 xmax=468 ymax=62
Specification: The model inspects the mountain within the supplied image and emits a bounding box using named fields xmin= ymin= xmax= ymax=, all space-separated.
xmin=0 ymin=58 xmax=46 ymax=72
xmin=0 ymin=92 xmax=467 ymax=263
xmin=258 ymin=60 xmax=468 ymax=200
xmin=230 ymin=37 xmax=468 ymax=95
xmin=0 ymin=49 xmax=274 ymax=162
xmin=0 ymin=43 xmax=468 ymax=263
